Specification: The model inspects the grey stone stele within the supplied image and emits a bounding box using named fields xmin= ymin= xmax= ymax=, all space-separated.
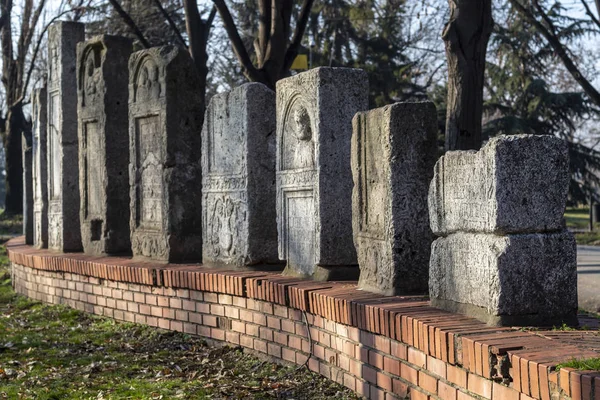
xmin=351 ymin=102 xmax=437 ymax=296
xmin=429 ymin=231 xmax=578 ymax=326
xmin=276 ymin=67 xmax=368 ymax=280
xmin=429 ymin=134 xmax=569 ymax=235
xmin=77 ymin=35 xmax=133 ymax=256
xmin=201 ymin=83 xmax=281 ymax=269
xmin=22 ymin=132 xmax=33 ymax=244
xmin=47 ymin=22 xmax=85 ymax=252
xmin=33 ymin=86 xmax=48 ymax=249
xmin=129 ymin=46 xmax=203 ymax=262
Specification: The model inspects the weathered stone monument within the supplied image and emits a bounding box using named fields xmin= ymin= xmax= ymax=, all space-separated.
xmin=201 ymin=83 xmax=280 ymax=268
xmin=22 ymin=132 xmax=33 ymax=244
xmin=77 ymin=35 xmax=132 ymax=255
xmin=129 ymin=46 xmax=203 ymax=262
xmin=47 ymin=21 xmax=85 ymax=252
xmin=351 ymin=102 xmax=437 ymax=295
xmin=428 ymin=135 xmax=578 ymax=326
xmin=33 ymin=87 xmax=48 ymax=249
xmin=276 ymin=67 xmax=368 ymax=280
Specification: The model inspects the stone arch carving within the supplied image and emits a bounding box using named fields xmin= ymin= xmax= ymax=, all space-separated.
xmin=133 ymin=56 xmax=161 ymax=103
xmin=280 ymin=94 xmax=316 ymax=171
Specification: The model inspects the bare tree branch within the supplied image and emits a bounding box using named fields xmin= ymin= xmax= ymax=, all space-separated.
xmin=151 ymin=0 xmax=186 ymax=48
xmin=211 ymin=0 xmax=264 ymax=83
xmin=580 ymin=0 xmax=600 ymax=31
xmin=283 ymin=0 xmax=314 ymax=72
xmin=509 ymin=0 xmax=600 ymax=106
xmin=108 ymin=0 xmax=151 ymax=48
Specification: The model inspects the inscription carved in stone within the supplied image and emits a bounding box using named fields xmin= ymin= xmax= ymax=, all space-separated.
xmin=136 ymin=116 xmax=162 ymax=230
xmin=284 ymin=191 xmax=315 ymax=271
xmin=83 ymin=121 xmax=102 ymax=217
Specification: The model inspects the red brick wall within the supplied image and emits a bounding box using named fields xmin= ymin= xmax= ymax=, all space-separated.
xmin=11 ymin=261 xmax=586 ymax=400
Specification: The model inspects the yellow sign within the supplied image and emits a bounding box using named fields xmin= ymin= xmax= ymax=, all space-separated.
xmin=291 ymin=54 xmax=308 ymax=70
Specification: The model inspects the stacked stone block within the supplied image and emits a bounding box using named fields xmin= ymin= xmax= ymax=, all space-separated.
xmin=128 ymin=46 xmax=203 ymax=262
xmin=47 ymin=21 xmax=85 ymax=252
xmin=77 ymin=35 xmax=132 ymax=255
xmin=428 ymin=134 xmax=577 ymax=326
xmin=351 ymin=102 xmax=438 ymax=296
xmin=201 ymin=83 xmax=280 ymax=269
xmin=33 ymin=87 xmax=48 ymax=249
xmin=276 ymin=67 xmax=368 ymax=280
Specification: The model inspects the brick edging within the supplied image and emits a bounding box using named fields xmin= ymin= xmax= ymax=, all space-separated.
xmin=7 ymin=237 xmax=598 ymax=400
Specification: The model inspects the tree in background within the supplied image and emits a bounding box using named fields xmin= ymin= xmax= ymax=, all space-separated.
xmin=443 ymin=0 xmax=493 ymax=151
xmin=484 ymin=2 xmax=600 ymax=204
xmin=211 ymin=0 xmax=314 ymax=89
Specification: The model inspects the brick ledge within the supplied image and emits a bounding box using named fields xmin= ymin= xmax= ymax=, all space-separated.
xmin=7 ymin=237 xmax=599 ymax=400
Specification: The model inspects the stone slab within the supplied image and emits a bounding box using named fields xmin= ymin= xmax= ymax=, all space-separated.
xmin=201 ymin=83 xmax=280 ymax=268
xmin=22 ymin=132 xmax=33 ymax=244
xmin=276 ymin=67 xmax=368 ymax=280
xmin=429 ymin=231 xmax=578 ymax=326
xmin=428 ymin=134 xmax=569 ymax=235
xmin=77 ymin=35 xmax=132 ymax=255
xmin=129 ymin=46 xmax=203 ymax=262
xmin=47 ymin=21 xmax=85 ymax=252
xmin=351 ymin=101 xmax=437 ymax=296
xmin=33 ymin=86 xmax=48 ymax=249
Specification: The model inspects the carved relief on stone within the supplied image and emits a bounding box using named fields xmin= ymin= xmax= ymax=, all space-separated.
xmin=134 ymin=57 xmax=161 ymax=103
xmin=131 ymin=233 xmax=167 ymax=260
xmin=83 ymin=121 xmax=102 ymax=218
xmin=48 ymin=33 xmax=60 ymax=85
xmin=48 ymin=92 xmax=61 ymax=200
xmin=281 ymin=96 xmax=315 ymax=171
xmin=355 ymin=114 xmax=385 ymax=239
xmin=135 ymin=116 xmax=163 ymax=230
xmin=48 ymin=211 xmax=62 ymax=249
xmin=80 ymin=45 xmax=103 ymax=107
xmin=207 ymin=195 xmax=243 ymax=260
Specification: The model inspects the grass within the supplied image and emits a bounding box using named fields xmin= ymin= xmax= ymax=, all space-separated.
xmin=556 ymin=358 xmax=600 ymax=371
xmin=0 ymin=248 xmax=358 ymax=400
xmin=565 ymin=207 xmax=600 ymax=245
xmin=0 ymin=212 xmax=22 ymax=241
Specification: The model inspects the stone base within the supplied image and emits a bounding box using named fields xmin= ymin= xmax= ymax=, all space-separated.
xmin=282 ymin=264 xmax=360 ymax=281
xmin=429 ymin=231 xmax=578 ymax=326
xmin=431 ymin=298 xmax=579 ymax=327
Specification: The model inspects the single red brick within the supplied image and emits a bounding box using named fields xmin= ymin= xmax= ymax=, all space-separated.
xmin=363 ymin=364 xmax=378 ymax=384
xmin=438 ymin=381 xmax=457 ymax=400
xmin=384 ymin=356 xmax=400 ymax=377
xmin=467 ymin=373 xmax=491 ymax=399
xmin=391 ymin=341 xmax=408 ymax=360
xmin=409 ymin=347 xmax=427 ymax=368
xmin=410 ymin=389 xmax=429 ymax=400
xmin=560 ymin=367 xmax=571 ymax=396
xmin=419 ymin=371 xmax=438 ymax=394
xmin=427 ymin=356 xmax=447 ymax=379
xmin=369 ymin=350 xmax=384 ymax=369
xmin=393 ymin=379 xmax=409 ymax=397
xmin=447 ymin=365 xmax=468 ymax=388
xmin=254 ymin=339 xmax=267 ymax=353
xmin=570 ymin=371 xmax=583 ymax=400
xmin=492 ymin=382 xmax=519 ymax=400
xmin=377 ymin=371 xmax=393 ymax=391
xmin=456 ymin=391 xmax=478 ymax=400
xmin=401 ymin=363 xmax=418 ymax=385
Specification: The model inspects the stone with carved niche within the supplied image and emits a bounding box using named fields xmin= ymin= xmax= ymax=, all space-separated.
xmin=46 ymin=21 xmax=85 ymax=252
xmin=128 ymin=46 xmax=203 ymax=262
xmin=77 ymin=35 xmax=133 ymax=256
xmin=276 ymin=67 xmax=368 ymax=281
xmin=429 ymin=231 xmax=578 ymax=326
xmin=429 ymin=134 xmax=569 ymax=235
xmin=201 ymin=83 xmax=280 ymax=269
xmin=351 ymin=102 xmax=437 ymax=296
xmin=33 ymin=87 xmax=48 ymax=249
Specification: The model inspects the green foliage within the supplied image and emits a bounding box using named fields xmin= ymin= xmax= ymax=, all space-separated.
xmin=484 ymin=2 xmax=600 ymax=204
xmin=556 ymin=358 xmax=600 ymax=371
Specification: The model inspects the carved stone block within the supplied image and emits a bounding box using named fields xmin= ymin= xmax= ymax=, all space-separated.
xmin=33 ymin=86 xmax=48 ymax=249
xmin=351 ymin=102 xmax=437 ymax=295
xmin=429 ymin=134 xmax=569 ymax=235
xmin=276 ymin=67 xmax=368 ymax=280
xmin=129 ymin=46 xmax=203 ymax=262
xmin=47 ymin=21 xmax=85 ymax=252
xmin=201 ymin=83 xmax=280 ymax=268
xmin=429 ymin=231 xmax=578 ymax=326
xmin=77 ymin=35 xmax=132 ymax=255
xmin=22 ymin=132 xmax=33 ymax=244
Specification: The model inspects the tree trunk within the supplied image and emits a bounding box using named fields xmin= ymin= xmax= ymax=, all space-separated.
xmin=4 ymin=104 xmax=25 ymax=215
xmin=442 ymin=0 xmax=493 ymax=151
